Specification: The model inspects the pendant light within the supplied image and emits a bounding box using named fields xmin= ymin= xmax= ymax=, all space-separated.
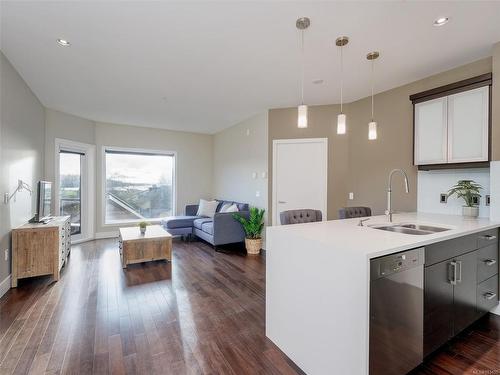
xmin=367 ymin=51 xmax=379 ymax=140
xmin=296 ymin=17 xmax=310 ymax=128
xmin=335 ymin=36 xmax=349 ymax=134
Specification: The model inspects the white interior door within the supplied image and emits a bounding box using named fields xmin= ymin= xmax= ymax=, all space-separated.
xmin=273 ymin=138 xmax=328 ymax=225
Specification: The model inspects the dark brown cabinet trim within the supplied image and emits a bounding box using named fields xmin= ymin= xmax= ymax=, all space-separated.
xmin=410 ymin=73 xmax=492 ymax=104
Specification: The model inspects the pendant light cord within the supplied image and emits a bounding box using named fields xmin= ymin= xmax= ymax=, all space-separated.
xmin=340 ymin=44 xmax=343 ymax=114
xmin=371 ymin=58 xmax=374 ymax=121
xmin=301 ymin=29 xmax=305 ymax=105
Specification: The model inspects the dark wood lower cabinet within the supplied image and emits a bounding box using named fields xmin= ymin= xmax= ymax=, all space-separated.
xmin=453 ymin=251 xmax=479 ymax=334
xmin=424 ymin=228 xmax=499 ymax=359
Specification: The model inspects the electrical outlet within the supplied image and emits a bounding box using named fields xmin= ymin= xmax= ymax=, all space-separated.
xmin=349 ymin=192 xmax=354 ymax=200
xmin=440 ymin=194 xmax=447 ymax=204
xmin=486 ymin=195 xmax=490 ymax=206
xmin=255 ymin=190 xmax=260 ymax=197
xmin=4 ymin=249 xmax=8 ymax=262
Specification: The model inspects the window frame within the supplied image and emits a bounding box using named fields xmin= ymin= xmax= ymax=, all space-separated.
xmin=101 ymin=146 xmax=177 ymax=226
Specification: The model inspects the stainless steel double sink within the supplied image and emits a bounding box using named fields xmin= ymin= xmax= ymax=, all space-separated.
xmin=369 ymin=223 xmax=451 ymax=235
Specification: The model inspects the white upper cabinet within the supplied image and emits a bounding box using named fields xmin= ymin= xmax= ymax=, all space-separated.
xmin=414 ymin=97 xmax=448 ymax=165
xmin=447 ymin=86 xmax=489 ymax=163
xmin=413 ymin=81 xmax=490 ymax=167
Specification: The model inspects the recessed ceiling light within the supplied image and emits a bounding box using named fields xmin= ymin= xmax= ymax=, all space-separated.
xmin=56 ymin=39 xmax=71 ymax=47
xmin=433 ymin=17 xmax=449 ymax=27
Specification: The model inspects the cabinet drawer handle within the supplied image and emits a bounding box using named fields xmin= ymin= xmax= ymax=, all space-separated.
xmin=484 ymin=259 xmax=497 ymax=266
xmin=449 ymin=261 xmax=458 ymax=285
xmin=456 ymin=261 xmax=462 ymax=284
xmin=480 ymin=235 xmax=497 ymax=241
xmin=484 ymin=292 xmax=497 ymax=300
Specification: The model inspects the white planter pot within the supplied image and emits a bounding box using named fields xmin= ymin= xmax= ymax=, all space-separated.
xmin=462 ymin=206 xmax=479 ymax=218
xmin=140 ymin=227 xmax=146 ymax=234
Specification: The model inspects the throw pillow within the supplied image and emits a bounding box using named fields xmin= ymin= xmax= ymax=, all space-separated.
xmin=224 ymin=204 xmax=239 ymax=213
xmin=219 ymin=203 xmax=232 ymax=213
xmin=196 ymin=199 xmax=218 ymax=218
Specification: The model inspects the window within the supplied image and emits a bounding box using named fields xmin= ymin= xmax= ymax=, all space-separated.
xmin=104 ymin=148 xmax=175 ymax=224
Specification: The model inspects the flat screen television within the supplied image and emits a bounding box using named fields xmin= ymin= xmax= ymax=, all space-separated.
xmin=34 ymin=181 xmax=52 ymax=223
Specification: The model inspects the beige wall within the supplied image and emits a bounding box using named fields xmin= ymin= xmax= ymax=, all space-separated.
xmin=44 ymin=108 xmax=96 ymax=189
xmin=0 ymin=52 xmax=45 ymax=283
xmin=268 ymin=104 xmax=350 ymax=220
xmin=268 ymin=57 xmax=493 ymax=219
xmin=95 ymin=122 xmax=213 ymax=234
xmin=213 ymin=113 xmax=268 ymax=244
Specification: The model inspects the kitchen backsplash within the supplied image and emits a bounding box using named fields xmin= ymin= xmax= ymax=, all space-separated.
xmin=417 ymin=168 xmax=490 ymax=218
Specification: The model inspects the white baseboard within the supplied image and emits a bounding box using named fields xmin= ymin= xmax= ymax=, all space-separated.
xmin=94 ymin=231 xmax=118 ymax=239
xmin=0 ymin=274 xmax=12 ymax=299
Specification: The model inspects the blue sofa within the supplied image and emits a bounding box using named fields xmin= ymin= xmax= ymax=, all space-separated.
xmin=161 ymin=200 xmax=249 ymax=248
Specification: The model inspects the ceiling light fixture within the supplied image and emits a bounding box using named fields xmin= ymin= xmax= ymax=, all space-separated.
xmin=296 ymin=17 xmax=310 ymax=129
xmin=56 ymin=38 xmax=71 ymax=47
xmin=336 ymin=36 xmax=349 ymax=135
xmin=367 ymin=51 xmax=379 ymax=140
xmin=433 ymin=17 xmax=449 ymax=26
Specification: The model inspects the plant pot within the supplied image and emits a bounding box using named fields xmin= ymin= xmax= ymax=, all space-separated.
xmin=245 ymin=238 xmax=262 ymax=255
xmin=462 ymin=206 xmax=479 ymax=218
xmin=140 ymin=227 xmax=146 ymax=234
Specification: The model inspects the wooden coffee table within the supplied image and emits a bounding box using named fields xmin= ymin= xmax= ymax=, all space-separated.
xmin=119 ymin=225 xmax=172 ymax=269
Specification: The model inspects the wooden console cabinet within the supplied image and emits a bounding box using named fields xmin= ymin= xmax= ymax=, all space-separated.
xmin=11 ymin=216 xmax=71 ymax=287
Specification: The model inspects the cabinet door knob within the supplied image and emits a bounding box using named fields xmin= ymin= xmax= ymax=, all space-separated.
xmin=484 ymin=292 xmax=497 ymax=300
xmin=484 ymin=259 xmax=497 ymax=266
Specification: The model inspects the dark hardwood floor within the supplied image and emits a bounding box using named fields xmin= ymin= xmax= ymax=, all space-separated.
xmin=0 ymin=238 xmax=499 ymax=375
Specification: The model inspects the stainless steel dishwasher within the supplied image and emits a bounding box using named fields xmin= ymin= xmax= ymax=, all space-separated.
xmin=369 ymin=247 xmax=425 ymax=375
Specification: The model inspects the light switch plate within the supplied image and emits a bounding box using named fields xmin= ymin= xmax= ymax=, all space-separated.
xmin=256 ymin=191 xmax=260 ymax=197
xmin=4 ymin=249 xmax=8 ymax=261
xmin=486 ymin=195 xmax=490 ymax=206
xmin=440 ymin=194 xmax=447 ymax=203
xmin=348 ymin=192 xmax=354 ymax=200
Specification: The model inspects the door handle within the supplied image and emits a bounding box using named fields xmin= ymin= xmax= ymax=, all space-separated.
xmin=484 ymin=292 xmax=497 ymax=300
xmin=278 ymin=201 xmax=287 ymax=204
xmin=480 ymin=235 xmax=497 ymax=241
xmin=484 ymin=259 xmax=497 ymax=266
xmin=449 ymin=261 xmax=457 ymax=285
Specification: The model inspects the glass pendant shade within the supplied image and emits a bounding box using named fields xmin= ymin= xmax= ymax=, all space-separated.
xmin=368 ymin=121 xmax=377 ymax=140
xmin=298 ymin=104 xmax=308 ymax=128
xmin=337 ymin=113 xmax=346 ymax=134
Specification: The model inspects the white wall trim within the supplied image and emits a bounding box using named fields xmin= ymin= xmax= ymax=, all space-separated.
xmin=491 ymin=305 xmax=500 ymax=316
xmin=272 ymin=138 xmax=328 ymax=225
xmin=0 ymin=274 xmax=12 ymax=298
xmin=95 ymin=231 xmax=119 ymax=239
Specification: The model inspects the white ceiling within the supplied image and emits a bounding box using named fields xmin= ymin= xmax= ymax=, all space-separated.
xmin=1 ymin=1 xmax=500 ymax=134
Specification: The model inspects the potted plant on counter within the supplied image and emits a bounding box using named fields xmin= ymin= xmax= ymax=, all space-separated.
xmin=233 ymin=207 xmax=265 ymax=255
xmin=447 ymin=180 xmax=482 ymax=218
xmin=139 ymin=221 xmax=148 ymax=234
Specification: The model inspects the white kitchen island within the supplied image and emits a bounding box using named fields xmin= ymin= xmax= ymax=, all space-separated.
xmin=266 ymin=212 xmax=500 ymax=375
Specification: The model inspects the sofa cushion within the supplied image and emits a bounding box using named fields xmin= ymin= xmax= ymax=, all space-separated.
xmin=161 ymin=216 xmax=201 ymax=229
xmin=193 ymin=218 xmax=213 ymax=230
xmin=201 ymin=221 xmax=214 ymax=235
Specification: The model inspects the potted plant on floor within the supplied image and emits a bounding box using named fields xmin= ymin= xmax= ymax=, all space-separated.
xmin=139 ymin=221 xmax=148 ymax=234
xmin=233 ymin=207 xmax=265 ymax=255
xmin=447 ymin=180 xmax=482 ymax=218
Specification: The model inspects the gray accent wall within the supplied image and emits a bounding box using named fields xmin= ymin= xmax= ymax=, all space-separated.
xmin=0 ymin=51 xmax=45 ymax=284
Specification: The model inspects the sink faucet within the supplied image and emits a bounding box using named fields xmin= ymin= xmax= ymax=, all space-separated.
xmin=386 ymin=169 xmax=410 ymax=222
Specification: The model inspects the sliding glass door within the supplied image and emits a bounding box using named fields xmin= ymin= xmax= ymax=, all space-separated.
xmin=59 ymin=151 xmax=83 ymax=236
